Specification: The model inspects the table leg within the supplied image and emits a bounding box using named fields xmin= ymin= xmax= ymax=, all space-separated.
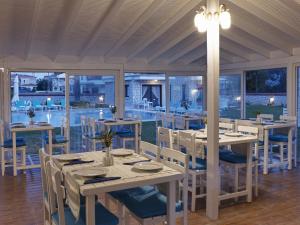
xmin=86 ymin=195 xmax=95 ymax=225
xmin=12 ymin=132 xmax=17 ymax=176
xmin=167 ymin=180 xmax=176 ymax=225
xmin=263 ymin=129 xmax=269 ymax=175
xmin=246 ymin=143 xmax=253 ymax=202
xmin=288 ymin=127 xmax=293 ymax=170
xmin=48 ymin=129 xmax=53 ymax=155
xmin=135 ymin=123 xmax=139 ymax=153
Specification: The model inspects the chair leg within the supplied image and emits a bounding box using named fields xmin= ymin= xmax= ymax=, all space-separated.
xmin=255 ymin=164 xmax=258 ymax=197
xmin=293 ymin=142 xmax=297 ymax=168
xmin=280 ymin=144 xmax=284 ymax=169
xmin=123 ymin=139 xmax=126 ymax=148
xmin=1 ymin=150 xmax=5 ymax=176
xmin=22 ymin=149 xmax=26 ymax=174
xmin=234 ymin=165 xmax=239 ymax=202
xmin=191 ymin=174 xmax=196 ymax=212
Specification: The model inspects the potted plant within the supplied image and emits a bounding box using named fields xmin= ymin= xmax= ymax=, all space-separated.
xmin=100 ymin=129 xmax=115 ymax=166
xmin=27 ymin=107 xmax=35 ymax=125
xmin=110 ymin=105 xmax=117 ymax=120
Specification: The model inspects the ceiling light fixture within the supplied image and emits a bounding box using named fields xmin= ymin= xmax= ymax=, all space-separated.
xmin=194 ymin=4 xmax=231 ymax=33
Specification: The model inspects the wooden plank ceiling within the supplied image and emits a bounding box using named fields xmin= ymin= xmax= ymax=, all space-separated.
xmin=1 ymin=0 xmax=300 ymax=66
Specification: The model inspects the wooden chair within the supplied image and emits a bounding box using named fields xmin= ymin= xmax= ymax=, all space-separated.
xmin=174 ymin=115 xmax=186 ymax=130
xmin=219 ymin=125 xmax=259 ymax=197
xmin=121 ymin=147 xmax=189 ymax=225
xmin=140 ymin=141 xmax=160 ymax=161
xmin=87 ymin=118 xmax=104 ymax=151
xmin=178 ymin=131 xmax=206 ymax=212
xmin=45 ymin=117 xmax=69 ymax=154
xmin=269 ymin=115 xmax=297 ymax=168
xmin=45 ymin=161 xmax=119 ymax=225
xmin=80 ymin=116 xmax=89 ymax=150
xmin=257 ymin=113 xmax=274 ymax=121
xmin=155 ymin=112 xmax=164 ymax=128
xmin=162 ymin=113 xmax=174 ymax=129
xmin=157 ymin=127 xmax=173 ymax=149
xmin=219 ymin=122 xmax=234 ymax=131
xmin=39 ymin=148 xmax=52 ymax=225
xmin=0 ymin=120 xmax=26 ymax=176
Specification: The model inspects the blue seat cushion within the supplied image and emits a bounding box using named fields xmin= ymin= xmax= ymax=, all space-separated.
xmin=2 ymin=137 xmax=26 ymax=148
xmin=189 ymin=123 xmax=205 ymax=130
xmin=269 ymin=134 xmax=295 ymax=143
xmin=51 ymin=202 xmax=118 ymax=225
xmin=121 ymin=192 xmax=183 ymax=219
xmin=189 ymin=158 xmax=207 ymax=170
xmin=109 ymin=185 xmax=156 ymax=202
xmin=117 ymin=131 xmax=134 ymax=138
xmin=219 ymin=149 xmax=256 ymax=164
xmin=45 ymin=135 xmax=68 ymax=144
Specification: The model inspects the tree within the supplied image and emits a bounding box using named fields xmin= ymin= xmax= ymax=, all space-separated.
xmin=36 ymin=78 xmax=52 ymax=91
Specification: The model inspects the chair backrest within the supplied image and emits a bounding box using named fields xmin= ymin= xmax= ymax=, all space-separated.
xmin=280 ymin=115 xmax=296 ymax=121
xmin=219 ymin=117 xmax=234 ymax=123
xmin=140 ymin=141 xmax=160 ymax=161
xmin=219 ymin=122 xmax=234 ymax=131
xmin=39 ymin=148 xmax=51 ymax=204
xmin=174 ymin=116 xmax=185 ymax=130
xmin=257 ymin=113 xmax=273 ymax=121
xmin=80 ymin=116 xmax=88 ymax=137
xmin=157 ymin=127 xmax=173 ymax=148
xmin=237 ymin=125 xmax=259 ymax=137
xmin=178 ymin=131 xmax=196 ymax=155
xmin=155 ymin=112 xmax=164 ymax=127
xmin=160 ymin=147 xmax=188 ymax=174
xmin=45 ymin=161 xmax=66 ymax=225
xmin=162 ymin=113 xmax=174 ymax=129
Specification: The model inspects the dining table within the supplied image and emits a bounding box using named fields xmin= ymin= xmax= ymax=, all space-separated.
xmin=174 ymin=129 xmax=258 ymax=202
xmin=97 ymin=119 xmax=142 ymax=153
xmin=236 ymin=119 xmax=297 ymax=174
xmin=52 ymin=149 xmax=183 ymax=225
xmin=10 ymin=122 xmax=53 ymax=176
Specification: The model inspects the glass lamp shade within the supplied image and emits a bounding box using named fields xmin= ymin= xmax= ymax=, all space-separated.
xmin=220 ymin=10 xmax=231 ymax=29
xmin=194 ymin=12 xmax=207 ymax=33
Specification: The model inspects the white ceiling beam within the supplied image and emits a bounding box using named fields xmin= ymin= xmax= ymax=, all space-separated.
xmin=78 ymin=0 xmax=126 ymax=59
xmin=227 ymin=2 xmax=293 ymax=55
xmin=147 ymin=26 xmax=196 ymax=63
xmin=220 ymin=50 xmax=239 ymax=63
xmin=48 ymin=0 xmax=83 ymax=61
xmin=104 ymin=0 xmax=166 ymax=58
xmin=23 ymin=0 xmax=41 ymax=60
xmin=221 ymin=31 xmax=270 ymax=58
xmin=182 ymin=45 xmax=206 ymax=65
xmin=127 ymin=0 xmax=202 ymax=61
xmin=167 ymin=36 xmax=206 ymax=64
xmin=231 ymin=0 xmax=300 ymax=41
xmin=220 ymin=39 xmax=252 ymax=61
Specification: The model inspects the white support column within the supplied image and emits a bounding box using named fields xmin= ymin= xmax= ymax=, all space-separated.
xmin=206 ymin=0 xmax=220 ymax=220
xmin=65 ymin=73 xmax=70 ymax=153
xmin=202 ymin=74 xmax=207 ymax=111
xmin=117 ymin=66 xmax=125 ymax=118
xmin=287 ymin=62 xmax=296 ymax=116
xmin=165 ymin=74 xmax=170 ymax=113
xmin=3 ymin=69 xmax=10 ymax=124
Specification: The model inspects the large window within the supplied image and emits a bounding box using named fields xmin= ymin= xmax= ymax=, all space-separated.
xmin=219 ymin=75 xmax=241 ymax=119
xmin=124 ymin=72 xmax=165 ymax=121
xmin=245 ymin=68 xmax=287 ymax=119
xmin=11 ymin=72 xmax=66 ymax=126
xmin=169 ymin=75 xmax=203 ymax=114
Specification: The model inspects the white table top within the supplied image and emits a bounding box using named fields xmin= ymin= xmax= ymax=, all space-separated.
xmin=53 ymin=150 xmax=183 ymax=196
xmin=10 ymin=123 xmax=54 ymax=132
xmin=240 ymin=119 xmax=296 ymax=130
xmin=96 ymin=119 xmax=141 ymax=126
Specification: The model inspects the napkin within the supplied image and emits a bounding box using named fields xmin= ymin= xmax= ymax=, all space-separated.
xmin=123 ymin=159 xmax=151 ymax=165
xmin=84 ymin=176 xmax=121 ymax=185
xmin=64 ymin=160 xmax=94 ymax=166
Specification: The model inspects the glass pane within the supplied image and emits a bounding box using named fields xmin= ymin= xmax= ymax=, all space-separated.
xmin=169 ymin=76 xmax=203 ymax=114
xmin=10 ymin=71 xmax=66 ymax=156
xmin=245 ymin=68 xmax=287 ymax=120
xmin=69 ymin=75 xmax=115 ymax=152
xmin=220 ymin=75 xmax=241 ymax=119
xmin=124 ymin=72 xmax=165 ymax=121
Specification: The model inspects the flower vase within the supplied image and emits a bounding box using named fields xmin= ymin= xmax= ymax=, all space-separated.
xmin=103 ymin=146 xmax=114 ymax=166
